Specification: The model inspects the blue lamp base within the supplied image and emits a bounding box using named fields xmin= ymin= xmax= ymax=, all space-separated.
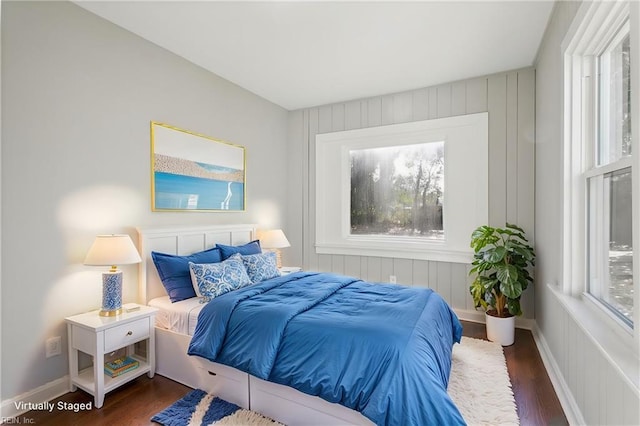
xmin=100 ymin=271 xmax=123 ymax=317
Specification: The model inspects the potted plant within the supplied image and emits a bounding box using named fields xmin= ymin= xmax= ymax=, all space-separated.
xmin=469 ymin=223 xmax=535 ymax=346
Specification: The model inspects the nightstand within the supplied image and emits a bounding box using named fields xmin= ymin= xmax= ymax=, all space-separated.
xmin=279 ymin=266 xmax=302 ymax=275
xmin=65 ymin=304 xmax=157 ymax=408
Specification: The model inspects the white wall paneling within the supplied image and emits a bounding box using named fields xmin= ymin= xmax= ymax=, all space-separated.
xmin=535 ymin=1 xmax=640 ymax=424
xmin=288 ymin=68 xmax=536 ymax=318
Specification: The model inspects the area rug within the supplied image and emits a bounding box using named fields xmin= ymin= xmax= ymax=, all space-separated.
xmin=449 ymin=336 xmax=519 ymax=425
xmin=152 ymin=336 xmax=518 ymax=426
xmin=151 ymin=389 xmax=283 ymax=426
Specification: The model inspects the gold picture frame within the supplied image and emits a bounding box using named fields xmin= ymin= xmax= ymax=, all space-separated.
xmin=150 ymin=122 xmax=246 ymax=211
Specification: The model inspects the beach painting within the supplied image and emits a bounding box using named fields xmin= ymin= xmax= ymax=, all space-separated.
xmin=151 ymin=122 xmax=245 ymax=211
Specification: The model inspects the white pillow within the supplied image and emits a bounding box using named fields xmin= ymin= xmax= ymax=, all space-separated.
xmin=189 ymin=253 xmax=252 ymax=302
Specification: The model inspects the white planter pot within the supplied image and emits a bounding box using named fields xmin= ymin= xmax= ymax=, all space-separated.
xmin=485 ymin=313 xmax=515 ymax=346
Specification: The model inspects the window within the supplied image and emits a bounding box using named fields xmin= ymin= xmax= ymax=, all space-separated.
xmin=598 ymin=29 xmax=631 ymax=166
xmin=588 ymin=25 xmax=633 ymax=326
xmin=350 ymin=142 xmax=444 ymax=239
xmin=564 ymin=1 xmax=636 ymax=330
xmin=588 ymin=168 xmax=633 ymax=324
xmin=316 ymin=113 xmax=488 ymax=263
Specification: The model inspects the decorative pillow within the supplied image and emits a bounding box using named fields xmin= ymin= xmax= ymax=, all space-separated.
xmin=216 ymin=240 xmax=262 ymax=260
xmin=151 ymin=247 xmax=222 ymax=303
xmin=242 ymin=252 xmax=280 ymax=283
xmin=189 ymin=254 xmax=252 ymax=302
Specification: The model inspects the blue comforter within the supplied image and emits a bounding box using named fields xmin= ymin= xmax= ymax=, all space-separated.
xmin=188 ymin=272 xmax=464 ymax=425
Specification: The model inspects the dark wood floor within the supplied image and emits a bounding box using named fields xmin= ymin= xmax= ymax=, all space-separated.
xmin=462 ymin=321 xmax=568 ymax=426
xmin=20 ymin=321 xmax=567 ymax=425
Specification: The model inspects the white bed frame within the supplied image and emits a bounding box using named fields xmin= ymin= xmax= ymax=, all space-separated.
xmin=137 ymin=224 xmax=372 ymax=426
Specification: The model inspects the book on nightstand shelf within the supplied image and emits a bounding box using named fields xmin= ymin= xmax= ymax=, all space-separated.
xmin=104 ymin=356 xmax=139 ymax=378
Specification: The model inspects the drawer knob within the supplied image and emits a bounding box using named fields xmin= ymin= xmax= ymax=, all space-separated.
xmin=126 ymin=331 xmax=133 ymax=336
xmin=208 ymin=371 xmax=217 ymax=376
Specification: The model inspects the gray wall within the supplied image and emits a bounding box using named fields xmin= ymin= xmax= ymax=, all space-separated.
xmin=287 ymin=68 xmax=535 ymax=319
xmin=535 ymin=2 xmax=639 ymax=424
xmin=1 ymin=1 xmax=289 ymax=399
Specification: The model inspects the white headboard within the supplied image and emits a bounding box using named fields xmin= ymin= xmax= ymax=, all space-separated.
xmin=136 ymin=224 xmax=257 ymax=304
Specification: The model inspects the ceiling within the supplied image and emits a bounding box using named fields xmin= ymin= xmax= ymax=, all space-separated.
xmin=74 ymin=1 xmax=555 ymax=111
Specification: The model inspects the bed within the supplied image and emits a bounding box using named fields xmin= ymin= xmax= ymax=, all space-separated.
xmin=137 ymin=224 xmax=464 ymax=425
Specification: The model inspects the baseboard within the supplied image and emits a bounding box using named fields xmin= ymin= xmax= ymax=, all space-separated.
xmin=453 ymin=308 xmax=486 ymax=324
xmin=1 ymin=376 xmax=70 ymax=420
xmin=530 ymin=324 xmax=585 ymax=426
xmin=454 ymin=308 xmax=535 ymax=330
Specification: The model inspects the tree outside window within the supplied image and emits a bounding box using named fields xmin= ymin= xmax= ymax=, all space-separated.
xmin=350 ymin=142 xmax=444 ymax=238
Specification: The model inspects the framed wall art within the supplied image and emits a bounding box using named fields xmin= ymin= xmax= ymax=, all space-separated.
xmin=151 ymin=122 xmax=246 ymax=211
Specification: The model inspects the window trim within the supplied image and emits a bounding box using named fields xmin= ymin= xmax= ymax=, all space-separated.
xmin=563 ymin=0 xmax=638 ymax=353
xmin=315 ymin=113 xmax=488 ymax=263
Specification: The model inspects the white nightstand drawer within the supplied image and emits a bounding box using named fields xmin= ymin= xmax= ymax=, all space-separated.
xmin=104 ymin=318 xmax=150 ymax=352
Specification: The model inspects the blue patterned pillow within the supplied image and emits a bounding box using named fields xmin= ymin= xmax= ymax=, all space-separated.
xmin=242 ymin=252 xmax=280 ymax=283
xmin=189 ymin=254 xmax=252 ymax=302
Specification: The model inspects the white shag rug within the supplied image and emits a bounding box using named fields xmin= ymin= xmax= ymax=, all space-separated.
xmin=449 ymin=336 xmax=520 ymax=425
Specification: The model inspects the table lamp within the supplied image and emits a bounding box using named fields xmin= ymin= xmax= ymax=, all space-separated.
xmin=259 ymin=229 xmax=291 ymax=269
xmin=84 ymin=234 xmax=142 ymax=316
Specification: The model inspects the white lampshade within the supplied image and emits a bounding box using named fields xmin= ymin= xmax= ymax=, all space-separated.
xmin=259 ymin=229 xmax=291 ymax=249
xmin=259 ymin=229 xmax=290 ymax=269
xmin=84 ymin=234 xmax=142 ymax=268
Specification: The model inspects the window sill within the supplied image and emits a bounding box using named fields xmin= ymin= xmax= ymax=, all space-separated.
xmin=547 ymin=283 xmax=639 ymax=392
xmin=315 ymin=242 xmax=472 ymax=263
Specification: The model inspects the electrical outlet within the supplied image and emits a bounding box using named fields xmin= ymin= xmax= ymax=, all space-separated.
xmin=389 ymin=275 xmax=397 ymax=284
xmin=46 ymin=336 xmax=61 ymax=358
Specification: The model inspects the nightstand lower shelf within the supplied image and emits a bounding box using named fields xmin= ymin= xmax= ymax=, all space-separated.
xmin=73 ymin=357 xmax=152 ymax=396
